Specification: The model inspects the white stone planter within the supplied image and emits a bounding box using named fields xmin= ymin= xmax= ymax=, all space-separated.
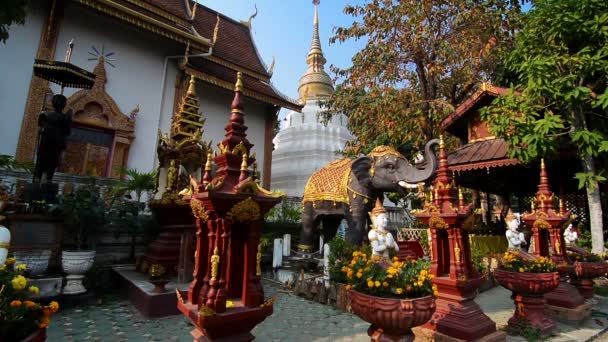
xmin=14 ymin=250 xmax=52 ymax=277
xmin=61 ymin=250 xmax=95 ymax=295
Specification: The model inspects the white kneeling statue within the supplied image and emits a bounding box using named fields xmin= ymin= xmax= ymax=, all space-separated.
xmin=564 ymin=223 xmax=578 ymax=246
xmin=368 ymin=199 xmax=399 ymax=259
xmin=505 ymin=210 xmax=526 ymax=250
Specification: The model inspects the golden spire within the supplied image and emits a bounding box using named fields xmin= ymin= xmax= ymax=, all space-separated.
xmin=235 ymin=72 xmax=243 ymax=92
xmin=240 ymin=153 xmax=248 ymax=171
xmin=297 ymin=0 xmax=333 ymax=101
xmin=205 ymin=151 xmax=212 ymax=171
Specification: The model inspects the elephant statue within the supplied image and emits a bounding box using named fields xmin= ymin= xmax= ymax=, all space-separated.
xmin=297 ymin=139 xmax=440 ymax=254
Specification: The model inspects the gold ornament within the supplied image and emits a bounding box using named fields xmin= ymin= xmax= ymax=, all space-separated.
xmin=226 ymin=197 xmax=261 ymax=223
xmin=199 ymin=305 xmax=216 ymax=317
xmin=149 ymin=264 xmax=166 ymax=278
xmin=302 ymin=159 xmax=352 ymax=205
xmin=256 ymin=242 xmax=262 ymax=276
xmin=428 ymin=215 xmax=449 ymax=230
xmin=190 ymin=199 xmax=208 ymax=223
xmin=533 ymin=218 xmax=551 ymax=230
xmin=454 ymin=242 xmax=461 ymax=264
xmin=210 ymin=246 xmax=220 ymax=282
xmin=176 ymin=289 xmax=184 ymax=304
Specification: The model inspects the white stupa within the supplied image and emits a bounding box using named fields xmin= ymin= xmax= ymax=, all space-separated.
xmin=271 ymin=1 xmax=354 ymax=198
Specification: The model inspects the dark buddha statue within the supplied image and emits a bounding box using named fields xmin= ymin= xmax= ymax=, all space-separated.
xmin=34 ymin=94 xmax=72 ymax=183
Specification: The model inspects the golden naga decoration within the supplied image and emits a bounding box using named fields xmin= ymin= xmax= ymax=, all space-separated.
xmin=206 ymin=176 xmax=225 ymax=191
xmin=227 ymin=197 xmax=261 ymax=223
xmin=217 ymin=142 xmax=230 ymax=154
xmin=176 ymin=289 xmax=184 ymax=304
xmin=166 ymin=160 xmax=178 ymax=192
xmin=533 ymin=218 xmax=551 ymax=230
xmin=199 ymin=305 xmax=216 ymax=317
xmin=260 ymin=296 xmax=276 ymax=308
xmin=210 ymin=246 xmax=220 ymax=282
xmin=190 ymin=198 xmax=209 ymax=223
xmin=235 ymin=179 xmax=284 ymax=198
xmin=428 ymin=215 xmax=449 ymax=230
xmin=302 ymin=159 xmax=352 ymax=205
xmin=233 ymin=141 xmax=248 ymax=156
xmin=256 ymin=242 xmax=262 ymax=276
xmin=454 ymin=242 xmax=461 ymax=264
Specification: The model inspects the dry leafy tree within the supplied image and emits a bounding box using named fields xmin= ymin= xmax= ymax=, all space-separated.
xmin=322 ymin=0 xmax=524 ymax=155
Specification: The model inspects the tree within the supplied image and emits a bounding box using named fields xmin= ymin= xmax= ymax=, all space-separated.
xmin=0 ymin=0 xmax=31 ymax=43
xmin=481 ymin=0 xmax=608 ymax=253
xmin=323 ymin=0 xmax=523 ymax=154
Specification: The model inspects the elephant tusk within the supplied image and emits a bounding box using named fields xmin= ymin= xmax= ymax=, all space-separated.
xmin=398 ymin=181 xmax=419 ymax=189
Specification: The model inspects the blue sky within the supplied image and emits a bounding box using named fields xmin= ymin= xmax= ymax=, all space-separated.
xmin=202 ymin=1 xmax=365 ymax=117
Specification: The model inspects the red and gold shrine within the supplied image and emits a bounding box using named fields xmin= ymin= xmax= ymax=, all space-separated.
xmin=177 ymin=72 xmax=283 ymax=342
xmin=414 ymin=137 xmax=505 ymax=341
xmin=521 ymin=160 xmax=590 ymax=321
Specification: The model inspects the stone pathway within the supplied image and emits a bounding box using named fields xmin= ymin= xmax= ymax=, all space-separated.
xmin=47 ymin=281 xmax=608 ymax=342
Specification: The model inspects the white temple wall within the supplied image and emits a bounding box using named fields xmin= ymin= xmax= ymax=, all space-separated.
xmin=53 ymin=3 xmax=179 ymax=174
xmin=0 ymin=7 xmax=45 ymax=156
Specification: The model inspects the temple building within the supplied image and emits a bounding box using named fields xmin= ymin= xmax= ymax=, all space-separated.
xmin=0 ymin=0 xmax=300 ymax=188
xmin=271 ymin=2 xmax=353 ymax=197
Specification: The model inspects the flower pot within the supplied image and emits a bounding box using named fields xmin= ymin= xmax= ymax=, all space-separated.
xmin=61 ymin=250 xmax=95 ymax=295
xmin=493 ymin=269 xmax=560 ymax=336
xmin=568 ymin=261 xmax=608 ymax=299
xmin=20 ymin=328 xmax=46 ymax=342
xmin=14 ymin=250 xmax=52 ymax=277
xmin=349 ymin=290 xmax=435 ymax=342
xmin=149 ymin=278 xmax=169 ymax=293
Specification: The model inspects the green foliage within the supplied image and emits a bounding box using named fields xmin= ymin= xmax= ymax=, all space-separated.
xmin=328 ymin=236 xmax=359 ymax=283
xmin=55 ymin=185 xmax=106 ymax=250
xmin=481 ymin=0 xmax=608 ymax=190
xmin=0 ymin=0 xmax=31 ymax=44
xmin=264 ymin=201 xmax=301 ymax=223
xmin=323 ymin=0 xmax=523 ymax=154
xmin=506 ymin=324 xmax=542 ymax=342
xmin=115 ymin=168 xmax=157 ymax=202
xmin=0 ymin=154 xmax=33 ymax=173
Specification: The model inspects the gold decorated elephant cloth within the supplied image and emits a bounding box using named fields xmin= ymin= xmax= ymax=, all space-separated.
xmin=302 ymin=159 xmax=352 ymax=205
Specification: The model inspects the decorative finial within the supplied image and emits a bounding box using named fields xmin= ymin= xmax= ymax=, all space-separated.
xmin=235 ymin=72 xmax=243 ymax=92
xmin=540 ymin=158 xmax=545 ymax=170
xmin=187 ymin=75 xmax=196 ymax=95
xmin=212 ymin=15 xmax=220 ymax=45
xmin=241 ymin=4 xmax=258 ymax=28
xmin=205 ymin=151 xmax=212 ymax=171
xmin=240 ymin=153 xmax=248 ymax=171
xmin=439 ymin=135 xmax=445 ymax=149
xmin=458 ymin=187 xmax=463 ymax=200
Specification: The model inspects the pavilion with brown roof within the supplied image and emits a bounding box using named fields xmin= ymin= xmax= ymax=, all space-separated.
xmin=441 ymin=83 xmax=587 ymax=220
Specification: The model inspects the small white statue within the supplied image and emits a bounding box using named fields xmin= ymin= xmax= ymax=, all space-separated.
xmin=564 ymin=224 xmax=578 ymax=246
xmin=368 ymin=199 xmax=399 ymax=259
xmin=505 ymin=210 xmax=526 ymax=250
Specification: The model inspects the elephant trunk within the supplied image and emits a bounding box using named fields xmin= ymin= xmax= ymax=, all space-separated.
xmin=398 ymin=138 xmax=440 ymax=187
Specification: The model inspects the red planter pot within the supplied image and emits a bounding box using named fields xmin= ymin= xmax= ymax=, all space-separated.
xmin=568 ymin=262 xmax=608 ymax=299
xmin=21 ymin=328 xmax=46 ymax=342
xmin=493 ymin=269 xmax=560 ymax=336
xmin=349 ymin=290 xmax=435 ymax=342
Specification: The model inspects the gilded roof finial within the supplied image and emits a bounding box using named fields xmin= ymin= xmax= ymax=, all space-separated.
xmin=241 ymin=4 xmax=258 ymax=29
xmin=439 ymin=135 xmax=445 ymax=149
xmin=205 ymin=151 xmax=212 ymax=171
xmin=235 ymin=72 xmax=243 ymax=92
xmin=268 ymin=56 xmax=276 ymax=75
xmin=191 ymin=0 xmax=198 ymax=20
xmin=540 ymin=158 xmax=545 ymax=170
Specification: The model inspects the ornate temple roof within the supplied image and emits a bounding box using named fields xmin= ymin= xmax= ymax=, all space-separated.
xmin=297 ymin=1 xmax=334 ymax=101
xmin=74 ymin=0 xmax=301 ymax=111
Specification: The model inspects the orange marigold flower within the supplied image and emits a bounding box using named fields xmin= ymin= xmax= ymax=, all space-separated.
xmin=395 ymin=288 xmax=403 ymax=295
xmin=49 ymin=301 xmax=59 ymax=313
xmin=382 ymin=282 xmax=389 ymax=288
xmin=367 ymin=280 xmax=374 ymax=288
xmin=10 ymin=300 xmax=22 ymax=307
xmin=374 ymin=281 xmax=381 ymax=288
xmin=24 ymin=301 xmax=37 ymax=309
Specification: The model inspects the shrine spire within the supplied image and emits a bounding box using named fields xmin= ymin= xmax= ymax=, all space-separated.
xmin=297 ymin=0 xmax=333 ymax=101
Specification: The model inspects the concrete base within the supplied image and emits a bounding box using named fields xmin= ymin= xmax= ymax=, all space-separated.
xmin=114 ymin=265 xmax=189 ymax=317
xmin=63 ymin=275 xmax=86 ymax=295
xmin=413 ymin=327 xmax=506 ymax=342
xmin=545 ymin=301 xmax=592 ymax=325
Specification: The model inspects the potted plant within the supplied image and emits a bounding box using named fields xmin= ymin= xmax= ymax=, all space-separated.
xmin=55 ymin=185 xmax=105 ymax=294
xmin=0 ymin=257 xmax=60 ymax=341
xmin=493 ymin=251 xmax=560 ymax=336
xmin=566 ymin=252 xmax=608 ymax=299
xmin=341 ymin=251 xmax=436 ymax=341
